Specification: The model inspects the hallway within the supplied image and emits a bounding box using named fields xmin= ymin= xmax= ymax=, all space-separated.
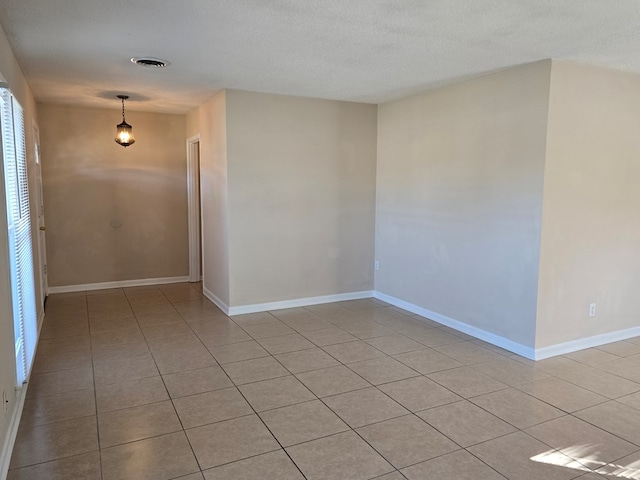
xmin=6 ymin=283 xmax=640 ymax=479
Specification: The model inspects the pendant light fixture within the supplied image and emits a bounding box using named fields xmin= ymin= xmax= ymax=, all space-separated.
xmin=114 ymin=95 xmax=135 ymax=147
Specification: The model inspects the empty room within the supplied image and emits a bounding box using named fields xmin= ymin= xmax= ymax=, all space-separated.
xmin=0 ymin=1 xmax=639 ymax=479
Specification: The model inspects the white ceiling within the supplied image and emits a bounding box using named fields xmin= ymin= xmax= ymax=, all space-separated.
xmin=1 ymin=0 xmax=640 ymax=114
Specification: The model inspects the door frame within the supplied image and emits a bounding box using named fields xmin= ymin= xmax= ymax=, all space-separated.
xmin=32 ymin=121 xmax=47 ymax=307
xmin=186 ymin=134 xmax=202 ymax=283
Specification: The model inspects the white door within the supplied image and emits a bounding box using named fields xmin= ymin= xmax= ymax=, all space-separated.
xmin=32 ymin=123 xmax=47 ymax=308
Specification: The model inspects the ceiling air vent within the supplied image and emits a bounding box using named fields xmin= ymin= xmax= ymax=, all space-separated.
xmin=131 ymin=57 xmax=171 ymax=68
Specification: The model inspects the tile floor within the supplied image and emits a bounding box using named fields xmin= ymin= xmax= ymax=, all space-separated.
xmin=7 ymin=282 xmax=640 ymax=480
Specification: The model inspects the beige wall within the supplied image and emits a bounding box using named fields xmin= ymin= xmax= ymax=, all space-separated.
xmin=0 ymin=22 xmax=40 ymax=470
xmin=376 ymin=61 xmax=552 ymax=347
xmin=186 ymin=91 xmax=230 ymax=306
xmin=225 ymin=90 xmax=377 ymax=306
xmin=536 ymin=61 xmax=640 ymax=348
xmin=39 ymin=104 xmax=188 ymax=286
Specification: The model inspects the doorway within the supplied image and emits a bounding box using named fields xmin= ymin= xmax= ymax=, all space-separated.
xmin=186 ymin=135 xmax=202 ymax=283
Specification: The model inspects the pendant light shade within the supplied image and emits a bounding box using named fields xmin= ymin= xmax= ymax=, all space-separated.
xmin=115 ymin=95 xmax=135 ymax=147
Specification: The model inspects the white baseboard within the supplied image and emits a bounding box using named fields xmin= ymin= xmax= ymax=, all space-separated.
xmin=202 ymin=286 xmax=231 ymax=316
xmin=0 ymin=385 xmax=27 ymax=479
xmin=47 ymin=276 xmax=190 ymax=294
xmin=535 ymin=326 xmax=640 ymax=360
xmin=373 ymin=291 xmax=537 ymax=360
xmin=227 ymin=290 xmax=375 ymax=316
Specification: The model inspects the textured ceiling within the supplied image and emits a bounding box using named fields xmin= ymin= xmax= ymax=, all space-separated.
xmin=1 ymin=0 xmax=640 ymax=113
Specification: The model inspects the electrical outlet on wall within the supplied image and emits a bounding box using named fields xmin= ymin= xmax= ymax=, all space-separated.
xmin=374 ymin=260 xmax=380 ymax=271
xmin=589 ymin=303 xmax=597 ymax=317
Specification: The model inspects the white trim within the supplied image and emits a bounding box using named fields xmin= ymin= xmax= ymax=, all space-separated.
xmin=534 ymin=326 xmax=640 ymax=360
xmin=186 ymin=134 xmax=201 ymax=283
xmin=47 ymin=276 xmax=190 ymax=294
xmin=0 ymin=385 xmax=26 ymax=479
xmin=228 ymin=290 xmax=375 ymax=316
xmin=373 ymin=291 xmax=537 ymax=360
xmin=202 ymin=285 xmax=230 ymax=315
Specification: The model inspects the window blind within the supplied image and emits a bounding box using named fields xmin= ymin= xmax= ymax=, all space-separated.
xmin=1 ymin=87 xmax=37 ymax=386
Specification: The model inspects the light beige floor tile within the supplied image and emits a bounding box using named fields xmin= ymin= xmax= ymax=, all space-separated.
xmin=280 ymin=315 xmax=334 ymax=333
xmin=259 ymin=399 xmax=349 ymax=446
xmin=563 ymin=348 xmax=620 ymax=366
xmin=238 ymin=375 xmax=315 ymax=412
xmin=222 ymin=356 xmax=290 ymax=385
xmin=96 ymin=376 xmax=168 ymax=412
xmin=347 ymin=356 xmax=420 ymax=385
xmin=10 ymin=416 xmax=98 ymax=468
xmin=90 ymin=325 xmax=145 ymax=347
xmin=468 ymin=431 xmax=584 ymax=480
xmin=410 ymin=329 xmax=465 ymax=348
xmin=91 ymin=340 xmax=150 ymax=362
xmin=592 ymin=450 xmax=640 ymax=478
xmin=269 ymin=307 xmax=317 ymax=321
xmin=101 ymin=431 xmax=199 ymax=480
xmin=575 ymin=400 xmax=640 ymax=446
xmin=365 ymin=334 xmax=425 ymax=354
xmin=286 ymin=430 xmax=394 ymax=480
xmin=98 ymin=400 xmax=182 ymax=447
xmin=141 ymin=322 xmax=193 ymax=340
xmin=146 ymin=333 xmax=204 ymax=352
xmin=401 ymin=449 xmax=506 ymax=480
xmin=28 ymin=366 xmax=94 ymax=397
xmin=7 ymin=451 xmax=101 ymax=480
xmin=135 ymin=311 xmax=185 ymax=327
xmin=274 ymin=348 xmax=340 ymax=373
xmin=209 ymin=340 xmax=270 ymax=364
xmin=357 ymin=415 xmax=459 ymax=468
xmin=258 ymin=332 xmax=316 ymax=354
xmin=470 ymin=388 xmax=565 ymax=429
xmin=525 ymin=415 xmax=638 ymax=464
xmin=94 ymin=352 xmax=159 ymax=386
xmin=88 ymin=314 xmax=137 ymax=333
xmin=472 ymin=356 xmax=550 ymax=386
xmin=296 ymin=365 xmax=371 ymax=397
xmin=596 ymin=357 xmax=640 ymax=382
xmin=31 ymin=350 xmax=90 ymax=374
xmin=163 ymin=365 xmax=233 ymax=398
xmin=186 ymin=414 xmax=280 ymax=469
xmin=21 ymin=388 xmax=95 ymax=427
xmin=173 ymin=387 xmax=253 ymax=428
xmin=242 ymin=321 xmax=296 ymax=339
xmin=553 ymin=364 xmax=640 ymax=399
xmin=427 ymin=366 xmax=508 ymax=398
xmin=596 ymin=341 xmax=640 ymax=357
xmin=322 ymin=340 xmax=386 ymax=363
xmin=433 ymin=341 xmax=502 ymax=364
xmin=195 ymin=327 xmax=253 ymax=347
xmin=302 ymin=327 xmax=359 ymax=346
xmin=378 ymin=376 xmax=462 ymax=412
xmin=40 ymin=322 xmax=90 ymax=340
xmin=393 ymin=348 xmax=464 ymax=375
xmin=231 ymin=311 xmax=278 ymax=326
xmin=36 ymin=335 xmax=91 ymax=356
xmin=323 ymin=387 xmax=409 ymax=427
xmin=304 ymin=303 xmax=349 ymax=315
xmin=339 ymin=321 xmax=396 ymax=340
xmin=203 ymin=450 xmax=304 ymax=480
xmin=516 ymin=376 xmax=608 ymax=413
xmin=419 ymin=400 xmax=515 ymax=447
xmin=151 ymin=344 xmax=217 ymax=375
xmin=372 ymin=473 xmax=406 ymax=480
xmin=617 ymin=391 xmax=640 ymax=411
xmin=174 ymin=473 xmax=205 ymax=480
xmin=531 ymin=356 xmax=585 ymax=376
